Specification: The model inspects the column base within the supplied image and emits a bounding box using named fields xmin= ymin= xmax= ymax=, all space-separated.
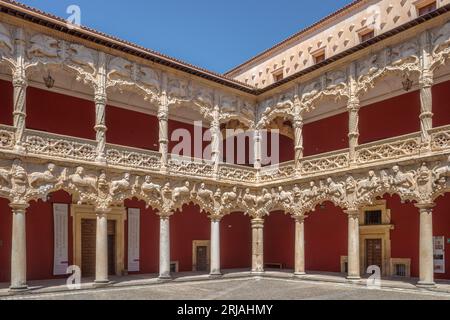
xmin=251 ymin=271 xmax=265 ymax=276
xmin=209 ymin=272 xmax=223 ymax=279
xmin=158 ymin=275 xmax=172 ymax=282
xmin=346 ymin=276 xmax=361 ymax=282
xmin=9 ymin=285 xmax=29 ymax=293
xmin=95 ymin=156 xmax=107 ymax=165
xmin=13 ymin=144 xmax=26 ymax=155
xmin=294 ymin=272 xmax=306 ymax=278
xmin=94 ymin=280 xmax=112 ymax=288
xmin=416 ymin=281 xmax=436 ymax=288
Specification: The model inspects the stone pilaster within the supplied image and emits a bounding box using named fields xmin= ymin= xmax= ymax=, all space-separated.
xmin=211 ymin=94 xmax=221 ymax=179
xmin=251 ymin=218 xmax=264 ymax=275
xmin=95 ymin=211 xmax=109 ymax=285
xmin=254 ymin=130 xmax=262 ymax=182
xmin=348 ymin=96 xmax=360 ymax=165
xmin=159 ymin=73 xmax=169 ymax=173
xmin=210 ymin=217 xmax=222 ymax=276
xmin=294 ymin=215 xmax=306 ymax=276
xmin=293 ymin=114 xmax=304 ymax=173
xmin=346 ymin=209 xmax=361 ymax=280
xmin=9 ymin=203 xmax=28 ymax=291
xmin=159 ymin=215 xmax=171 ymax=279
xmin=419 ymin=31 xmax=434 ymax=151
xmin=94 ymin=52 xmax=107 ymax=164
xmin=416 ymin=203 xmax=436 ymax=287
xmin=12 ymin=28 xmax=27 ymax=154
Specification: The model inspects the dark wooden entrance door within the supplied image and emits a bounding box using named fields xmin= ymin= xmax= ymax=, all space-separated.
xmin=81 ymin=219 xmax=96 ymax=277
xmin=107 ymin=221 xmax=116 ymax=276
xmin=196 ymin=246 xmax=208 ymax=271
xmin=365 ymin=239 xmax=382 ymax=272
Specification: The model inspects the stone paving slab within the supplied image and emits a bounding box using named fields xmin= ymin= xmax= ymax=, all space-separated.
xmin=1 ymin=269 xmax=449 ymax=298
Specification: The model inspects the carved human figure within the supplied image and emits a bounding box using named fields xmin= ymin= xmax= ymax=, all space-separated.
xmin=69 ymin=167 xmax=97 ymax=191
xmin=391 ymin=165 xmax=416 ymax=192
xmin=278 ymin=186 xmax=292 ymax=205
xmin=141 ymin=176 xmax=161 ymax=198
xmin=357 ymin=170 xmax=379 ymax=197
xmin=28 ymin=34 xmax=59 ymax=58
xmin=326 ymin=178 xmax=345 ymax=201
xmin=172 ymin=181 xmax=190 ymax=203
xmin=29 ymin=163 xmax=59 ymax=188
xmin=9 ymin=159 xmax=28 ymax=198
xmin=161 ymin=182 xmax=172 ymax=203
xmin=256 ymin=188 xmax=272 ymax=208
xmin=221 ymin=186 xmax=237 ymax=205
xmin=242 ymin=188 xmax=256 ymax=208
xmin=110 ymin=173 xmax=131 ymax=196
xmin=302 ymin=181 xmax=318 ymax=203
xmin=197 ymin=183 xmax=214 ymax=203
xmin=292 ymin=184 xmax=302 ymax=201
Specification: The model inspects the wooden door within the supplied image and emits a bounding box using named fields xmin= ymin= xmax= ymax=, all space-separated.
xmin=81 ymin=219 xmax=96 ymax=277
xmin=365 ymin=239 xmax=382 ymax=272
xmin=196 ymin=246 xmax=208 ymax=271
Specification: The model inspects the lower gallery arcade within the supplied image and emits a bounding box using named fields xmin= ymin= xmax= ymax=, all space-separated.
xmin=0 ymin=191 xmax=449 ymax=287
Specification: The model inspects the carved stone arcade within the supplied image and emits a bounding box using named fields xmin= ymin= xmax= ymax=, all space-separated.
xmin=0 ymin=14 xmax=450 ymax=289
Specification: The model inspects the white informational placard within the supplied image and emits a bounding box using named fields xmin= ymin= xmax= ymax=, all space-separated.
xmin=128 ymin=208 xmax=140 ymax=272
xmin=53 ymin=203 xmax=69 ymax=276
xmin=433 ymin=236 xmax=445 ymax=274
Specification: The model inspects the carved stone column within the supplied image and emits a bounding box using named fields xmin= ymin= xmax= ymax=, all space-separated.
xmin=158 ymin=104 xmax=169 ymax=172
xmin=294 ymin=215 xmax=306 ymax=276
xmin=346 ymin=209 xmax=360 ymax=280
xmin=419 ymin=31 xmax=434 ymax=150
xmin=251 ymin=217 xmax=264 ymax=275
xmin=94 ymin=52 xmax=107 ymax=164
xmin=211 ymin=100 xmax=221 ymax=179
xmin=9 ymin=203 xmax=28 ymax=291
xmin=254 ymin=130 xmax=262 ymax=181
xmin=416 ymin=203 xmax=436 ymax=287
xmin=419 ymin=71 xmax=434 ymax=150
xmin=293 ymin=114 xmax=304 ymax=173
xmin=210 ymin=217 xmax=221 ymax=276
xmin=159 ymin=73 xmax=169 ymax=172
xmin=348 ymin=96 xmax=360 ymax=165
xmin=95 ymin=211 xmax=109 ymax=285
xmin=159 ymin=215 xmax=171 ymax=279
xmin=12 ymin=28 xmax=27 ymax=154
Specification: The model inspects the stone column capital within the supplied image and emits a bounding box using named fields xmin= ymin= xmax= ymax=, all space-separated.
xmin=9 ymin=202 xmax=29 ymax=212
xmin=415 ymin=203 xmax=435 ymax=211
xmin=345 ymin=209 xmax=359 ymax=219
xmin=251 ymin=217 xmax=264 ymax=228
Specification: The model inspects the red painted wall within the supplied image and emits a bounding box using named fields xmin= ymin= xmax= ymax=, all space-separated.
xmin=0 ymin=197 xmax=11 ymax=283
xmin=305 ymin=202 xmax=347 ymax=272
xmin=221 ymin=213 xmax=251 ymax=269
xmin=261 ymin=132 xmax=295 ymax=165
xmin=26 ymin=191 xmax=73 ymax=281
xmin=169 ymin=119 xmax=210 ymax=159
xmin=124 ymin=199 xmax=159 ymax=275
xmin=170 ymin=203 xmax=210 ymax=272
xmin=106 ymin=106 xmax=159 ymax=151
xmin=386 ymin=195 xmax=420 ymax=278
xmin=303 ymin=112 xmax=348 ymax=157
xmin=432 ymin=80 xmax=450 ymax=128
xmin=27 ymin=87 xmax=95 ymax=140
xmin=264 ymin=212 xmax=294 ymax=269
xmin=0 ymin=80 xmax=13 ymax=126
xmin=359 ymin=91 xmax=421 ymax=144
xmin=432 ymin=194 xmax=450 ymax=280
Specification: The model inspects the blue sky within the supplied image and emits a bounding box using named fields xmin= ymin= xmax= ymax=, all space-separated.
xmin=18 ymin=0 xmax=352 ymax=74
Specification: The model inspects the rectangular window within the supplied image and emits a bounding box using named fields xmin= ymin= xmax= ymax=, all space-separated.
xmin=365 ymin=210 xmax=382 ymax=225
xmin=272 ymin=70 xmax=284 ymax=82
xmin=314 ymin=53 xmax=326 ymax=64
xmin=360 ymin=30 xmax=375 ymax=43
xmin=417 ymin=1 xmax=436 ymax=16
xmin=394 ymin=264 xmax=407 ymax=277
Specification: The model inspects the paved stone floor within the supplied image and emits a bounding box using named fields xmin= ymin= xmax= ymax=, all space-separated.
xmin=2 ymin=278 xmax=450 ymax=300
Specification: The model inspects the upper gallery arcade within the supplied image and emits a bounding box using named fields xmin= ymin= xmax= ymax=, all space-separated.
xmin=0 ymin=0 xmax=449 ymax=291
